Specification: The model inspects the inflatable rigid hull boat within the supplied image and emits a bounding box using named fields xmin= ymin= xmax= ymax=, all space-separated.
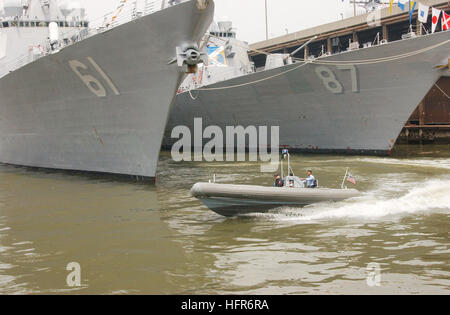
xmin=191 ymin=182 xmax=361 ymax=217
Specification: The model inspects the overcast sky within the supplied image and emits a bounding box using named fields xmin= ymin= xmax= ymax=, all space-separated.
xmin=78 ymin=0 xmax=365 ymax=44
xmin=0 ymin=0 xmax=367 ymax=43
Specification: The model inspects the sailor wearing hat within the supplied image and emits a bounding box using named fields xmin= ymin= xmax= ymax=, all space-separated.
xmin=274 ymin=174 xmax=284 ymax=187
xmin=302 ymin=170 xmax=317 ymax=188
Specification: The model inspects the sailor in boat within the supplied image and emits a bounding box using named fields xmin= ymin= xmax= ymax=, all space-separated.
xmin=301 ymin=170 xmax=317 ymax=188
xmin=274 ymin=174 xmax=284 ymax=187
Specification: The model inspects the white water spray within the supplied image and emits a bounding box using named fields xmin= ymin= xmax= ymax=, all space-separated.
xmin=249 ymin=179 xmax=450 ymax=222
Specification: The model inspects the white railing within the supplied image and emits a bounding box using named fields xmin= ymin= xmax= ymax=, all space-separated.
xmin=0 ymin=0 xmax=186 ymax=78
xmin=145 ymin=0 xmax=166 ymax=15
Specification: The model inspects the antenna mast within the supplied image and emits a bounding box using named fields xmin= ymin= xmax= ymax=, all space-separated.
xmin=265 ymin=0 xmax=268 ymax=40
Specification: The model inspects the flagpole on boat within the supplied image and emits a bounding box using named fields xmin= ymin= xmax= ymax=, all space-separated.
xmin=341 ymin=168 xmax=349 ymax=189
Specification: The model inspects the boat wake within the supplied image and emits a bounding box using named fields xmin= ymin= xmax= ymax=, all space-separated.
xmin=244 ymin=179 xmax=450 ymax=223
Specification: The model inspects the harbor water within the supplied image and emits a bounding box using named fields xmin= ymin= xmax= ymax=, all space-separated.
xmin=0 ymin=145 xmax=449 ymax=294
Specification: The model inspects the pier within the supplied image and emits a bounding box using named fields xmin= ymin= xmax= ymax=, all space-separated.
xmin=399 ymin=77 xmax=450 ymax=144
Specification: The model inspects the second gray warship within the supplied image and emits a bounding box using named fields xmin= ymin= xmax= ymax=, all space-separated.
xmin=164 ymin=12 xmax=450 ymax=155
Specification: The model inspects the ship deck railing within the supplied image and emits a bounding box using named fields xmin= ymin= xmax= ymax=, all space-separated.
xmin=0 ymin=0 xmax=183 ymax=78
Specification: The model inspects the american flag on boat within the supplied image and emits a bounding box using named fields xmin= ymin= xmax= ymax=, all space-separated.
xmin=347 ymin=174 xmax=356 ymax=185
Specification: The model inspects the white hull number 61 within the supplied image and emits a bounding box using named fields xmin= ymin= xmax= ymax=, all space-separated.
xmin=69 ymin=57 xmax=120 ymax=98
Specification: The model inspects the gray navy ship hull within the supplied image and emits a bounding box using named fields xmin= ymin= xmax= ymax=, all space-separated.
xmin=164 ymin=30 xmax=450 ymax=155
xmin=0 ymin=0 xmax=214 ymax=180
